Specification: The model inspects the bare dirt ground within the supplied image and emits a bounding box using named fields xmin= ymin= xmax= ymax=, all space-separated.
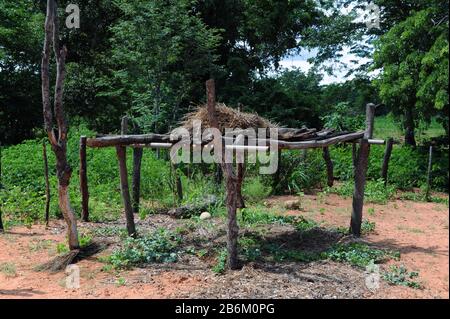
xmin=0 ymin=192 xmax=448 ymax=299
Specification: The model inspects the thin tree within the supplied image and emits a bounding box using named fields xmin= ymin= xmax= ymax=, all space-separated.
xmin=41 ymin=0 xmax=79 ymax=249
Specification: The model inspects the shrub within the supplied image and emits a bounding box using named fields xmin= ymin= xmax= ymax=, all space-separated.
xmin=243 ymin=177 xmax=272 ymax=203
xmin=382 ymin=265 xmax=422 ymax=289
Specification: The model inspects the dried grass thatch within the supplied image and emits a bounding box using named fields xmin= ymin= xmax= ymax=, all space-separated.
xmin=181 ymin=103 xmax=276 ymax=133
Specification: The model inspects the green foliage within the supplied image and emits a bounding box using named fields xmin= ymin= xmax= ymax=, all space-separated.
xmin=321 ymin=102 xmax=365 ymax=132
xmin=383 ymin=265 xmax=422 ymax=289
xmin=373 ymin=3 xmax=449 ymax=141
xmin=109 ymin=228 xmax=181 ymax=269
xmin=212 ymin=248 xmax=228 ymax=274
xmin=243 ymin=177 xmax=272 ymax=203
xmin=361 ymin=220 xmax=376 ymax=234
xmin=0 ymin=262 xmax=16 ymax=277
xmin=331 ymin=179 xmax=395 ymax=204
xmin=325 ymin=243 xmax=399 ymax=268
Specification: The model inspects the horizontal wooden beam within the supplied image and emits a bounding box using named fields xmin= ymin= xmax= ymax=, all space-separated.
xmin=86 ymin=134 xmax=175 ymax=148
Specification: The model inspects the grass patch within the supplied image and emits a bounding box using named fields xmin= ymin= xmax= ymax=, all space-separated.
xmin=212 ymin=248 xmax=228 ymax=274
xmin=0 ymin=262 xmax=17 ymax=277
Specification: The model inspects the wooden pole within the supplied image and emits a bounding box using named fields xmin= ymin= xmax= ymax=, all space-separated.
xmin=0 ymin=142 xmax=3 ymax=232
xmin=350 ymin=103 xmax=375 ymax=237
xmin=43 ymin=141 xmax=51 ymax=226
xmin=236 ymin=162 xmax=245 ymax=208
xmin=117 ymin=116 xmax=136 ymax=237
xmin=79 ymin=136 xmax=89 ymax=221
xmin=206 ymin=79 xmax=239 ymax=270
xmin=322 ymin=147 xmax=334 ymax=187
xmin=425 ymin=145 xmax=433 ymax=201
xmin=381 ymin=137 xmax=394 ymax=186
xmin=132 ymin=147 xmax=143 ymax=213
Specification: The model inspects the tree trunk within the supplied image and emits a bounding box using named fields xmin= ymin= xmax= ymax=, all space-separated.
xmin=43 ymin=141 xmax=51 ymax=226
xmin=322 ymin=147 xmax=334 ymax=187
xmin=0 ymin=142 xmax=3 ymax=232
xmin=404 ymin=107 xmax=416 ymax=147
xmin=41 ymin=0 xmax=79 ymax=250
xmin=425 ymin=145 xmax=433 ymax=201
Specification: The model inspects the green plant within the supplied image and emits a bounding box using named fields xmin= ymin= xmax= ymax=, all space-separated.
xmin=212 ymin=248 xmax=228 ymax=274
xmin=361 ymin=220 xmax=376 ymax=234
xmin=243 ymin=177 xmax=272 ymax=203
xmin=382 ymin=265 xmax=422 ymax=289
xmin=108 ymin=228 xmax=181 ymax=269
xmin=324 ymin=243 xmax=399 ymax=268
xmin=56 ymin=243 xmax=69 ymax=254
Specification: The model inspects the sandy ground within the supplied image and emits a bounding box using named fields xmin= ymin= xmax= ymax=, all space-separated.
xmin=0 ymin=192 xmax=448 ymax=299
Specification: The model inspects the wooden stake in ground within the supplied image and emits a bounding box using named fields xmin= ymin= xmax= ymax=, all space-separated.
xmin=425 ymin=145 xmax=433 ymax=201
xmin=381 ymin=137 xmax=394 ymax=186
xmin=206 ymin=79 xmax=239 ymax=270
xmin=132 ymin=126 xmax=143 ymax=213
xmin=0 ymin=142 xmax=3 ymax=232
xmin=79 ymin=136 xmax=89 ymax=221
xmin=117 ymin=116 xmax=136 ymax=237
xmin=350 ymin=103 xmax=375 ymax=237
xmin=41 ymin=0 xmax=79 ymax=249
xmin=322 ymin=147 xmax=334 ymax=187
xmin=43 ymin=140 xmax=51 ymax=226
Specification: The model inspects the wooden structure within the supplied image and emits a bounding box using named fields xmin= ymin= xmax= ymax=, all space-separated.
xmin=80 ymin=79 xmax=388 ymax=269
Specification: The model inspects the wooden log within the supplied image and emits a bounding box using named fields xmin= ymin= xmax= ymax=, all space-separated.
xmin=0 ymin=142 xmax=3 ymax=232
xmin=350 ymin=103 xmax=375 ymax=237
xmin=381 ymin=137 xmax=394 ymax=186
xmin=79 ymin=136 xmax=89 ymax=222
xmin=352 ymin=143 xmax=358 ymax=167
xmin=116 ymin=146 xmax=136 ymax=238
xmin=132 ymin=147 xmax=143 ymax=214
xmin=117 ymin=116 xmax=136 ymax=237
xmin=86 ymin=134 xmax=175 ymax=148
xmin=167 ymin=195 xmax=217 ymax=218
xmin=322 ymin=147 xmax=334 ymax=187
xmin=425 ymin=145 xmax=433 ymax=201
xmin=236 ymin=162 xmax=245 ymax=209
xmin=43 ymin=141 xmax=51 ymax=225
xmin=206 ymin=79 xmax=239 ymax=270
xmin=278 ymin=131 xmax=365 ymax=149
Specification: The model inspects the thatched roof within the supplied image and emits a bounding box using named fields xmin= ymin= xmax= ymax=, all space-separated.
xmin=181 ymin=103 xmax=276 ymax=132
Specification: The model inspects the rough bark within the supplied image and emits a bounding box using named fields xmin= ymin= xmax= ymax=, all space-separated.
xmin=381 ymin=137 xmax=394 ymax=186
xmin=322 ymin=147 xmax=334 ymax=187
xmin=41 ymin=0 xmax=79 ymax=249
xmin=206 ymin=79 xmax=239 ymax=270
xmin=350 ymin=103 xmax=375 ymax=237
xmin=43 ymin=141 xmax=51 ymax=226
xmin=132 ymin=147 xmax=143 ymax=213
xmin=236 ymin=163 xmax=245 ymax=208
xmin=116 ymin=146 xmax=137 ymax=237
xmin=79 ymin=136 xmax=89 ymax=221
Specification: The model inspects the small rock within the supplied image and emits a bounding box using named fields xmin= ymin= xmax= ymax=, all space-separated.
xmin=199 ymin=212 xmax=211 ymax=220
xmin=283 ymin=199 xmax=301 ymax=210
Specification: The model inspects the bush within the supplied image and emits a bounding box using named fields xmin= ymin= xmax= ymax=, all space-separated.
xmin=243 ymin=177 xmax=272 ymax=203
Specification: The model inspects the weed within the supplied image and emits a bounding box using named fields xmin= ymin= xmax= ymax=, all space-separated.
xmin=108 ymin=228 xmax=181 ymax=269
xmin=361 ymin=220 xmax=376 ymax=234
xmin=0 ymin=262 xmax=17 ymax=277
xmin=212 ymin=248 xmax=228 ymax=274
xmin=382 ymin=265 xmax=422 ymax=289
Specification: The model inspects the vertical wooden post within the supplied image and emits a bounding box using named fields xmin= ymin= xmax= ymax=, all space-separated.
xmin=43 ymin=141 xmax=51 ymax=225
xmin=381 ymin=137 xmax=394 ymax=186
xmin=79 ymin=136 xmax=89 ymax=222
xmin=0 ymin=142 xmax=3 ymax=232
xmin=322 ymin=147 xmax=334 ymax=187
xmin=132 ymin=147 xmax=143 ymax=213
xmin=352 ymin=143 xmax=358 ymax=167
xmin=350 ymin=103 xmax=375 ymax=236
xmin=236 ymin=163 xmax=245 ymax=208
xmin=425 ymin=145 xmax=433 ymax=201
xmin=117 ymin=116 xmax=136 ymax=237
xmin=206 ymin=79 xmax=239 ymax=270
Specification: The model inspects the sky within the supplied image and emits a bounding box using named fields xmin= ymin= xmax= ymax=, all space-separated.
xmin=278 ymin=47 xmax=373 ymax=85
